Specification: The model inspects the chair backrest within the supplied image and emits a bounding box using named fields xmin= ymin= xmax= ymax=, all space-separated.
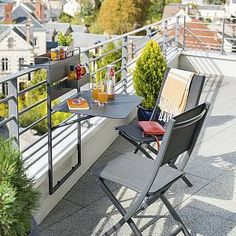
xmin=159 ymin=103 xmax=209 ymax=166
xmin=124 ymin=103 xmax=210 ymax=221
xmin=150 ymin=68 xmax=205 ymax=121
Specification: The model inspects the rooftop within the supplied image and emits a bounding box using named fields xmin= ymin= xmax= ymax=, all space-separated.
xmin=39 ymin=74 xmax=236 ymax=235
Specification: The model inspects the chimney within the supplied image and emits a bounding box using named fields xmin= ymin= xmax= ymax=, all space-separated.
xmin=26 ymin=18 xmax=31 ymax=44
xmin=4 ymin=3 xmax=13 ymax=24
xmin=35 ymin=1 xmax=45 ymax=23
xmin=185 ymin=5 xmax=189 ymax=15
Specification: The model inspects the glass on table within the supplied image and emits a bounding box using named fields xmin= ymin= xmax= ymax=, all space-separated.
xmin=97 ymin=81 xmax=108 ymax=106
xmin=98 ymin=91 xmax=108 ymax=106
xmin=90 ymin=78 xmax=101 ymax=102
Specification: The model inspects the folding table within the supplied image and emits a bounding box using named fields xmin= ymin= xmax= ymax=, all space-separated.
xmin=49 ymin=90 xmax=142 ymax=194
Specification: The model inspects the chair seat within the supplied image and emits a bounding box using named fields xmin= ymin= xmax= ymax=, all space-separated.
xmin=92 ymin=153 xmax=183 ymax=194
xmin=116 ymin=122 xmax=158 ymax=143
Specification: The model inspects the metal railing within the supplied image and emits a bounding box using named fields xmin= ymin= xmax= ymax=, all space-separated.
xmin=0 ymin=15 xmax=235 ymax=185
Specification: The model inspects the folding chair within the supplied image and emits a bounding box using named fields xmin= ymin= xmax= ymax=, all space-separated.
xmin=92 ymin=103 xmax=210 ymax=236
xmin=116 ymin=68 xmax=205 ymax=187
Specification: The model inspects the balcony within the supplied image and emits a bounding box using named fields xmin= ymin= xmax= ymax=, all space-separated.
xmin=0 ymin=16 xmax=236 ymax=235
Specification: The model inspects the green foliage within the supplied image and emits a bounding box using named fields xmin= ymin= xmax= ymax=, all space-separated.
xmin=19 ymin=70 xmax=70 ymax=135
xmin=133 ymin=40 xmax=167 ymax=109
xmin=96 ymin=42 xmax=122 ymax=82
xmin=206 ymin=0 xmax=225 ymax=4
xmin=59 ymin=12 xmax=73 ymax=23
xmin=89 ymin=20 xmax=103 ymax=34
xmin=0 ymin=93 xmax=8 ymax=118
xmin=58 ymin=32 xmax=73 ymax=46
xmin=80 ymin=0 xmax=94 ymax=22
xmin=0 ymin=137 xmax=40 ymax=236
xmin=147 ymin=0 xmax=181 ymax=23
xmin=98 ymin=0 xmax=151 ymax=34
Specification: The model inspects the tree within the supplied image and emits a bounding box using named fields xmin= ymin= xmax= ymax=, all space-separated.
xmin=96 ymin=42 xmax=122 ymax=82
xmin=98 ymin=0 xmax=151 ymax=34
xmin=59 ymin=12 xmax=72 ymax=23
xmin=147 ymin=0 xmax=181 ymax=23
xmin=133 ymin=40 xmax=167 ymax=109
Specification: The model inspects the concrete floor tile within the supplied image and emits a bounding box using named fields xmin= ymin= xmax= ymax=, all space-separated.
xmin=182 ymin=173 xmax=236 ymax=222
xmin=39 ymin=199 xmax=83 ymax=230
xmin=64 ymin=171 xmax=121 ymax=207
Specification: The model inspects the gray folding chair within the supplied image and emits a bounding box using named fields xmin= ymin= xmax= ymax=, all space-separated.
xmin=92 ymin=103 xmax=210 ymax=236
xmin=116 ymin=68 xmax=205 ymax=187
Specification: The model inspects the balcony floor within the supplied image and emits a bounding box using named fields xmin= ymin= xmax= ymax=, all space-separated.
xmin=39 ymin=75 xmax=236 ymax=236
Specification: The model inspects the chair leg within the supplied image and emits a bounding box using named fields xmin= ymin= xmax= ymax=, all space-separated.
xmin=97 ymin=178 xmax=143 ymax=236
xmin=159 ymin=194 xmax=191 ymax=236
xmin=169 ymin=163 xmax=193 ymax=188
xmin=134 ymin=142 xmax=142 ymax=154
xmin=181 ymin=175 xmax=193 ymax=187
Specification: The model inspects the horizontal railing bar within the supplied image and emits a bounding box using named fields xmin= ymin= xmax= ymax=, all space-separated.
xmin=90 ymin=45 xmax=123 ymax=63
xmin=0 ymin=116 xmax=15 ymax=127
xmin=19 ymin=98 xmax=47 ymax=116
xmin=52 ymin=115 xmax=94 ymax=129
xmin=18 ymin=80 xmax=47 ymax=96
xmin=19 ymin=115 xmax=48 ymax=135
xmin=126 ymin=57 xmax=139 ymax=68
xmin=0 ymin=95 xmax=14 ymax=104
xmin=0 ymin=67 xmax=39 ymax=84
xmin=80 ymin=18 xmax=174 ymax=52
xmin=224 ymin=37 xmax=236 ymax=40
xmin=22 ymin=132 xmax=48 ymax=154
xmin=22 ymin=114 xmax=77 ymax=158
xmin=25 ymin=118 xmax=83 ymax=168
xmin=90 ymin=66 xmax=107 ymax=77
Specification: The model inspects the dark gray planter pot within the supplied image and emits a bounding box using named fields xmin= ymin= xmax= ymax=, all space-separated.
xmin=29 ymin=218 xmax=40 ymax=236
xmin=137 ymin=105 xmax=153 ymax=121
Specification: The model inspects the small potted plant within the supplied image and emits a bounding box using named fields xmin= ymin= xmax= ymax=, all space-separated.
xmin=0 ymin=136 xmax=40 ymax=236
xmin=133 ymin=40 xmax=167 ymax=120
xmin=58 ymin=32 xmax=73 ymax=57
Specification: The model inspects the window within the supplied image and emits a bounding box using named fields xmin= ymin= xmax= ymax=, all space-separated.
xmin=34 ymin=37 xmax=38 ymax=47
xmin=2 ymin=83 xmax=8 ymax=96
xmin=19 ymin=58 xmax=24 ymax=68
xmin=8 ymin=37 xmax=14 ymax=48
xmin=1 ymin=58 xmax=8 ymax=71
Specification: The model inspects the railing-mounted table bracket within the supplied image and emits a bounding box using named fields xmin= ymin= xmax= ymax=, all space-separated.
xmin=43 ymin=49 xmax=91 ymax=195
xmin=52 ymin=115 xmax=94 ymax=130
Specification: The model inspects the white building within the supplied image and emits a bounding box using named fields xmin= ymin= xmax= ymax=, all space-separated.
xmin=225 ymin=0 xmax=236 ymax=17
xmin=0 ymin=2 xmax=46 ymax=93
xmin=182 ymin=0 xmax=204 ymax=5
xmin=63 ymin=0 xmax=81 ymax=17
xmin=197 ymin=5 xmax=226 ymax=20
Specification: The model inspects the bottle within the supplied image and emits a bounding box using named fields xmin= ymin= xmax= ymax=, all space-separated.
xmin=67 ymin=65 xmax=76 ymax=80
xmin=106 ymin=65 xmax=115 ymax=100
xmin=51 ymin=48 xmax=57 ymax=61
xmin=59 ymin=46 xmax=65 ymax=60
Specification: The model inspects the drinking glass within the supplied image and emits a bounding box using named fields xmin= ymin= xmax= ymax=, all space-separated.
xmin=97 ymin=81 xmax=108 ymax=106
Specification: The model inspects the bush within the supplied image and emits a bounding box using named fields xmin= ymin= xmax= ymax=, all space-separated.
xmin=133 ymin=40 xmax=167 ymax=109
xmin=0 ymin=136 xmax=40 ymax=235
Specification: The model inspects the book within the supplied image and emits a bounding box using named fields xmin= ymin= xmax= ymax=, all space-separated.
xmin=67 ymin=97 xmax=89 ymax=110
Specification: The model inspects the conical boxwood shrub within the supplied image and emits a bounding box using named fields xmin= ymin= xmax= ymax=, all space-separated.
xmin=0 ymin=136 xmax=40 ymax=236
xmin=133 ymin=40 xmax=167 ymax=109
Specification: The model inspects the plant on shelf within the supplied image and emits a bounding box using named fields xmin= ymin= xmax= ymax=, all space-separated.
xmin=0 ymin=136 xmax=40 ymax=236
xmin=133 ymin=39 xmax=167 ymax=120
xmin=58 ymin=32 xmax=73 ymax=46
